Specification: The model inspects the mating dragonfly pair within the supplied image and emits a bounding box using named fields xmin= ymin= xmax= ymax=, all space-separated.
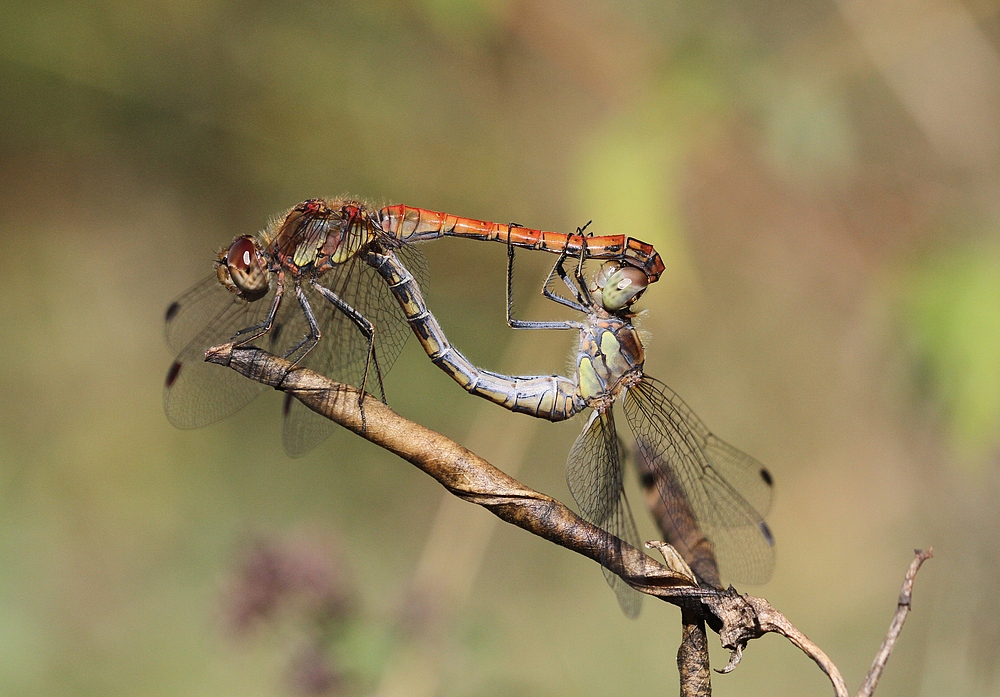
xmin=164 ymin=199 xmax=774 ymax=615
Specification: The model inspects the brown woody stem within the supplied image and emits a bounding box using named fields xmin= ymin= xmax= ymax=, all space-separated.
xmin=206 ymin=343 xmax=702 ymax=600
xmin=205 ymin=342 xmax=932 ymax=697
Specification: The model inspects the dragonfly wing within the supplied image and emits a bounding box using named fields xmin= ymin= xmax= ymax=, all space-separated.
xmin=567 ymin=410 xmax=643 ymax=618
xmin=280 ymin=245 xmax=427 ymax=456
xmin=622 ymin=376 xmax=775 ymax=586
xmin=165 ymin=274 xmax=230 ymax=353
xmin=163 ymin=278 xmax=281 ymax=428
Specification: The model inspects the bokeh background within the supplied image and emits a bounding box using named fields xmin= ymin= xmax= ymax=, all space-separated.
xmin=2 ymin=0 xmax=999 ymax=694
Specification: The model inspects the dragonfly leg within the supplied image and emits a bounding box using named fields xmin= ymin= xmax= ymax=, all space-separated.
xmin=505 ymin=237 xmax=584 ymax=330
xmin=230 ymin=277 xmax=285 ymax=345
xmin=550 ymin=246 xmax=590 ymax=306
xmin=569 ymin=234 xmax=595 ymax=306
xmin=504 ymin=229 xmax=586 ymax=313
xmin=281 ymin=283 xmax=321 ymax=366
xmin=538 ymin=244 xmax=599 ymax=317
xmin=309 ymin=280 xmax=388 ymax=403
xmin=548 ymin=220 xmax=594 ymax=305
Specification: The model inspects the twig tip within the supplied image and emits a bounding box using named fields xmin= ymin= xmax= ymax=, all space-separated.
xmin=205 ymin=342 xmax=235 ymax=365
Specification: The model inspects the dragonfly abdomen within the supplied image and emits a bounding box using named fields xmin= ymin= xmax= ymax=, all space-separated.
xmin=470 ymin=368 xmax=581 ymax=421
xmin=367 ymin=249 xmax=583 ymax=421
xmin=378 ymin=204 xmax=665 ymax=282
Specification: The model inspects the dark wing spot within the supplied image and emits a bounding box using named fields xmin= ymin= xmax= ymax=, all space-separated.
xmin=166 ymin=361 xmax=182 ymax=388
xmin=759 ymin=521 xmax=775 ymax=547
xmin=638 ymin=471 xmax=656 ymax=488
xmin=165 ymin=301 xmax=181 ymax=323
xmin=760 ymin=468 xmax=773 ymax=487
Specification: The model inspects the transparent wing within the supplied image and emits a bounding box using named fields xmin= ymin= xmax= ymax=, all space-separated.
xmin=163 ymin=276 xmax=284 ymax=428
xmin=567 ymin=410 xmax=643 ymax=618
xmin=165 ymin=274 xmax=230 ymax=354
xmin=281 ymin=244 xmax=428 ymax=456
xmin=622 ymin=376 xmax=775 ymax=586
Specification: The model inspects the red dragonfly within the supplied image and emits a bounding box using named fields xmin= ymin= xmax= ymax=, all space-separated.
xmin=164 ymin=199 xmax=665 ymax=456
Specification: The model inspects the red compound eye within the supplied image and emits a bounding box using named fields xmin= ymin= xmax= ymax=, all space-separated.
xmin=227 ymin=236 xmax=257 ymax=271
xmin=221 ymin=236 xmax=268 ymax=301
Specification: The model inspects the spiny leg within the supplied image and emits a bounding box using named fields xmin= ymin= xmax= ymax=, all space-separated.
xmin=571 ymin=234 xmax=592 ymax=304
xmin=553 ymin=221 xmax=593 ymax=305
xmin=309 ymin=280 xmax=388 ymax=404
xmin=268 ymin=283 xmax=323 ymax=394
xmin=546 ymin=242 xmax=595 ymax=311
xmin=282 ymin=283 xmax=321 ymax=366
xmin=505 ymin=230 xmax=584 ymax=312
xmin=503 ymin=222 xmax=579 ymax=313
xmin=505 ymin=230 xmax=584 ymax=330
xmin=231 ymin=278 xmax=285 ymax=346
xmin=499 ymin=219 xmax=582 ymax=311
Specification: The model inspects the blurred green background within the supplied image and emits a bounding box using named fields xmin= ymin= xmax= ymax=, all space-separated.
xmin=2 ymin=0 xmax=1000 ymax=694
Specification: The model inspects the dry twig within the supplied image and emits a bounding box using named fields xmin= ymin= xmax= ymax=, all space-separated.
xmin=858 ymin=548 xmax=934 ymax=697
xmin=206 ymin=342 xmax=932 ymax=697
xmin=206 ymin=343 xmax=702 ymax=600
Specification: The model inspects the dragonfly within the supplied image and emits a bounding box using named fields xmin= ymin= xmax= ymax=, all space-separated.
xmin=164 ymin=198 xmax=665 ymax=456
xmin=366 ymin=244 xmax=775 ymax=616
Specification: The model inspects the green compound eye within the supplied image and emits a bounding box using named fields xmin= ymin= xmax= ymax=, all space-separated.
xmin=591 ymin=261 xmax=621 ymax=294
xmin=602 ymin=266 xmax=648 ymax=311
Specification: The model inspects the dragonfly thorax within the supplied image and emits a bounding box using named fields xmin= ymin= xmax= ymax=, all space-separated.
xmin=577 ymin=315 xmax=645 ymax=408
xmin=268 ymin=198 xmax=377 ymax=275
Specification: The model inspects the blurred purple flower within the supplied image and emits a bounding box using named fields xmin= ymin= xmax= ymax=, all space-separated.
xmin=286 ymin=642 xmax=346 ymax=697
xmin=223 ymin=531 xmax=355 ymax=636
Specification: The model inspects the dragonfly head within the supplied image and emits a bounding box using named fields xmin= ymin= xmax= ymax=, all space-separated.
xmin=217 ymin=236 xmax=269 ymax=301
xmin=592 ymin=262 xmax=648 ymax=312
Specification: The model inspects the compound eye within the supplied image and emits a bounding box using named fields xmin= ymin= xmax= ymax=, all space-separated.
xmin=602 ymin=266 xmax=648 ymax=310
xmin=223 ymin=236 xmax=269 ymax=301
xmin=590 ymin=261 xmax=621 ymax=293
xmin=227 ymin=237 xmax=256 ymax=271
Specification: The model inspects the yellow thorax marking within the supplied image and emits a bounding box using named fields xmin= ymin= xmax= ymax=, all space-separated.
xmin=331 ymin=221 xmax=366 ymax=264
xmin=578 ymin=356 xmax=603 ymax=401
xmin=293 ymin=236 xmax=322 ymax=267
